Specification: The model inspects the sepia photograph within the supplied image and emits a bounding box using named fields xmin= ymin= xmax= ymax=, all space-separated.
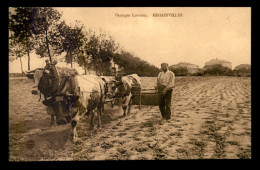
xmin=9 ymin=7 xmax=251 ymax=161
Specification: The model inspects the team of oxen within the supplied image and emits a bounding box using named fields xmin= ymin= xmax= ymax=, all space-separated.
xmin=26 ymin=63 xmax=142 ymax=141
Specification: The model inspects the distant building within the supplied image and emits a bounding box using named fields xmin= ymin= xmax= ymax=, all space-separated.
xmin=204 ymin=58 xmax=232 ymax=69
xmin=234 ymin=64 xmax=251 ymax=70
xmin=170 ymin=62 xmax=200 ymax=74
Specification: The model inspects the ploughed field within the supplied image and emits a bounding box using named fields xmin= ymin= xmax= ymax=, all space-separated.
xmin=9 ymin=76 xmax=251 ymax=160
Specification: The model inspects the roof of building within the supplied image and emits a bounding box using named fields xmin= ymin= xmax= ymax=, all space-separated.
xmin=170 ymin=62 xmax=200 ymax=69
xmin=205 ymin=58 xmax=231 ymax=65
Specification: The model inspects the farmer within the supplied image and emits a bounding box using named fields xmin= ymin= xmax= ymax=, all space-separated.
xmin=156 ymin=62 xmax=175 ymax=122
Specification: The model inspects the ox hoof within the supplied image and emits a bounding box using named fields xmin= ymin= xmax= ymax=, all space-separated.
xmin=70 ymin=136 xmax=78 ymax=143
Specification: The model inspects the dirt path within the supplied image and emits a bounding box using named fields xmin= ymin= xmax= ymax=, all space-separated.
xmin=9 ymin=76 xmax=251 ymax=160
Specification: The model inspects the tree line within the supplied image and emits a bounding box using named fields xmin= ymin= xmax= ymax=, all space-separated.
xmin=169 ymin=64 xmax=251 ymax=77
xmin=113 ymin=51 xmax=160 ymax=77
xmin=9 ymin=7 xmax=160 ymax=76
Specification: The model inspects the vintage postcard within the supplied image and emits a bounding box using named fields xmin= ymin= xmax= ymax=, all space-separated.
xmin=9 ymin=7 xmax=251 ymax=161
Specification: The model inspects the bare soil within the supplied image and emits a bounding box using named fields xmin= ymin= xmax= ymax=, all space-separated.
xmin=9 ymin=76 xmax=251 ymax=161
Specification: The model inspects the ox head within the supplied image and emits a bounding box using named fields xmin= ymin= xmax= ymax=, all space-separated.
xmin=106 ymin=79 xmax=131 ymax=99
xmin=53 ymin=100 xmax=70 ymax=125
xmin=44 ymin=97 xmax=70 ymax=125
xmin=106 ymin=80 xmax=121 ymax=99
xmin=45 ymin=94 xmax=79 ymax=125
xmin=50 ymin=77 xmax=78 ymax=125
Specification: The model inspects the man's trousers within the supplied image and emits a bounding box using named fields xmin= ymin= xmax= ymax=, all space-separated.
xmin=158 ymin=89 xmax=173 ymax=120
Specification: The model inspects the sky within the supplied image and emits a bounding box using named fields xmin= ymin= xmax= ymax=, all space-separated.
xmin=9 ymin=7 xmax=251 ymax=73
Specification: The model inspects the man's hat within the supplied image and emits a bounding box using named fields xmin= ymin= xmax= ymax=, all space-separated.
xmin=161 ymin=62 xmax=168 ymax=66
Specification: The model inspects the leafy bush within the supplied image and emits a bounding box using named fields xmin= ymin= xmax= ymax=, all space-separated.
xmin=191 ymin=69 xmax=204 ymax=76
xmin=169 ymin=67 xmax=189 ymax=76
xmin=233 ymin=68 xmax=251 ymax=77
xmin=202 ymin=64 xmax=233 ymax=76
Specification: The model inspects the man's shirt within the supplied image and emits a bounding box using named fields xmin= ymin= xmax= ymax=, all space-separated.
xmin=157 ymin=70 xmax=175 ymax=91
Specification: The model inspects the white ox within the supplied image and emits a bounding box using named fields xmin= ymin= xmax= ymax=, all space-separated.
xmin=31 ymin=65 xmax=109 ymax=137
xmin=54 ymin=74 xmax=106 ymax=141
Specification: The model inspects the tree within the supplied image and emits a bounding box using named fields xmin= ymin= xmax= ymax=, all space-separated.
xmin=82 ymin=30 xmax=117 ymax=75
xmin=77 ymin=54 xmax=92 ymax=75
xmin=83 ymin=31 xmax=99 ymax=74
xmin=97 ymin=34 xmax=119 ymax=75
xmin=9 ymin=35 xmax=27 ymax=75
xmin=30 ymin=7 xmax=63 ymax=63
xmin=113 ymin=50 xmax=160 ymax=76
xmin=58 ymin=21 xmax=85 ymax=68
xmin=113 ymin=51 xmax=130 ymax=72
xmin=9 ymin=7 xmax=34 ymax=71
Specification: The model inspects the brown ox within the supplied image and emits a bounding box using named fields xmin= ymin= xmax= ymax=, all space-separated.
xmin=106 ymin=74 xmax=142 ymax=117
xmin=37 ymin=64 xmax=78 ymax=126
